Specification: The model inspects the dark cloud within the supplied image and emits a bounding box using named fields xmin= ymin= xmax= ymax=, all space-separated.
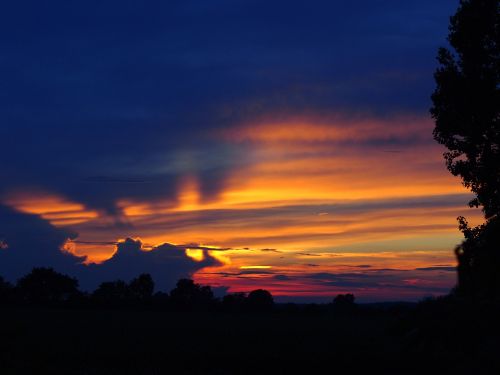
xmin=273 ymin=274 xmax=291 ymax=281
xmin=0 ymin=205 xmax=219 ymax=291
xmin=0 ymin=205 xmax=84 ymax=281
xmin=415 ymin=266 xmax=456 ymax=272
xmin=178 ymin=244 xmax=233 ymax=251
xmin=198 ymin=269 xmax=275 ymax=278
xmin=296 ymin=252 xmax=323 ymax=257
xmin=260 ymin=248 xmax=281 ymax=253
xmin=303 ymin=270 xmax=451 ymax=293
xmin=84 ymin=238 xmax=220 ymax=291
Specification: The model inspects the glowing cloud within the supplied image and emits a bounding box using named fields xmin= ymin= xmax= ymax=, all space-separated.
xmin=1 ymin=113 xmax=481 ymax=301
xmin=2 ymin=191 xmax=99 ymax=226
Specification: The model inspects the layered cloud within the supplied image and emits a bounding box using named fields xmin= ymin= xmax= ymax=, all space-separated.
xmin=0 ymin=113 xmax=481 ymax=300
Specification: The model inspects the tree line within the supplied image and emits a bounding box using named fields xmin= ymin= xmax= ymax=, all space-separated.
xmin=0 ymin=267 xmax=357 ymax=312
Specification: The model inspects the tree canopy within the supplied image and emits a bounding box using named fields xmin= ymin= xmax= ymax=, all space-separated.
xmin=431 ymin=0 xmax=500 ymax=220
xmin=17 ymin=267 xmax=80 ymax=304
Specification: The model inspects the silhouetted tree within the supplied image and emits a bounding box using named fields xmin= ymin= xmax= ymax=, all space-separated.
xmin=169 ymin=279 xmax=215 ymax=309
xmin=431 ymin=0 xmax=500 ymax=219
xmin=129 ymin=273 xmax=154 ymax=301
xmin=431 ymin=0 xmax=500 ymax=300
xmin=16 ymin=267 xmax=80 ymax=305
xmin=92 ymin=280 xmax=129 ymax=305
xmin=247 ymin=289 xmax=274 ymax=311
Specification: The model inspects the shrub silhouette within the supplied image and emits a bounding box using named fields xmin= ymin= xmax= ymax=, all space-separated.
xmin=16 ymin=267 xmax=80 ymax=304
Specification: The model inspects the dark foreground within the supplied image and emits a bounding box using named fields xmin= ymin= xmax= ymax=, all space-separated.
xmin=1 ymin=300 xmax=499 ymax=375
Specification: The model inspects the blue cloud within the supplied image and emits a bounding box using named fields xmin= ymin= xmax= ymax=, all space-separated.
xmin=0 ymin=205 xmax=219 ymax=291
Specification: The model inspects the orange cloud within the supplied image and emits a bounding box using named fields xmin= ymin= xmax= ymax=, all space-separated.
xmin=2 ymin=191 xmax=99 ymax=226
xmin=2 ymin=114 xmax=482 ymax=301
xmin=220 ymin=115 xmax=431 ymax=144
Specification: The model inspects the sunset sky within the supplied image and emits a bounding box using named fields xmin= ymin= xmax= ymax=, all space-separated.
xmin=0 ymin=0 xmax=482 ymax=302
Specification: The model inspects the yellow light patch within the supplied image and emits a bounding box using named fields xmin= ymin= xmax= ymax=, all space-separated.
xmin=185 ymin=248 xmax=204 ymax=262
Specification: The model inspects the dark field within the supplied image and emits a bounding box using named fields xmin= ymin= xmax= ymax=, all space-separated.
xmin=1 ymin=303 xmax=499 ymax=374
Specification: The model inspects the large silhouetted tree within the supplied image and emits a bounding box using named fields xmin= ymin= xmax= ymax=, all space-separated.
xmin=92 ymin=280 xmax=129 ymax=305
xmin=431 ymin=0 xmax=500 ymax=300
xmin=169 ymin=279 xmax=215 ymax=309
xmin=129 ymin=273 xmax=154 ymax=301
xmin=16 ymin=267 xmax=80 ymax=304
xmin=432 ymin=0 xmax=500 ymax=219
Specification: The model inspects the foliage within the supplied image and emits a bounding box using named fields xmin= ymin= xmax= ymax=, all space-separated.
xmin=431 ymin=0 xmax=500 ymax=220
xmin=169 ymin=278 xmax=215 ymax=309
xmin=1 ymin=269 xmax=280 ymax=312
xmin=129 ymin=273 xmax=155 ymax=301
xmin=431 ymin=0 xmax=500 ymax=300
xmin=16 ymin=267 xmax=80 ymax=304
xmin=92 ymin=280 xmax=130 ymax=304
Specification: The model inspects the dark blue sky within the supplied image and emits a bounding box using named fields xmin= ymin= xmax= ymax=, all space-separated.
xmin=1 ymin=0 xmax=457 ymax=211
xmin=0 ymin=1 xmax=467 ymax=300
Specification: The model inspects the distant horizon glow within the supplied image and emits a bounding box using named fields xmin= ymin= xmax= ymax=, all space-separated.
xmin=1 ymin=114 xmax=483 ymax=301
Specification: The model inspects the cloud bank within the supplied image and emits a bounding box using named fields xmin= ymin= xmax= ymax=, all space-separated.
xmin=0 ymin=205 xmax=219 ymax=291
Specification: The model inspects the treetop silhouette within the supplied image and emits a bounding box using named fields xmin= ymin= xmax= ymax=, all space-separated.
xmin=431 ymin=0 xmax=500 ymax=220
